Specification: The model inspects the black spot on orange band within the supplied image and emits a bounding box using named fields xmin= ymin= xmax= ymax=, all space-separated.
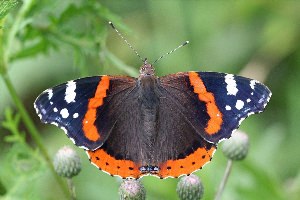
xmin=157 ymin=145 xmax=216 ymax=178
xmin=87 ymin=148 xmax=141 ymax=179
xmin=188 ymin=72 xmax=223 ymax=135
xmin=82 ymin=76 xmax=110 ymax=141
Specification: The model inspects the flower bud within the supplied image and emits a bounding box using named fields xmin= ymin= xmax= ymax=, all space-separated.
xmin=222 ymin=130 xmax=249 ymax=160
xmin=53 ymin=146 xmax=81 ymax=178
xmin=176 ymin=174 xmax=204 ymax=200
xmin=119 ymin=179 xmax=146 ymax=200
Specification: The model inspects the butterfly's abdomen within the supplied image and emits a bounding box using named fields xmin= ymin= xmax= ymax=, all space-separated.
xmin=137 ymin=76 xmax=161 ymax=161
xmin=138 ymin=76 xmax=160 ymax=133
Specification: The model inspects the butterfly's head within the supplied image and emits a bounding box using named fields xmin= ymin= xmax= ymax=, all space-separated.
xmin=139 ymin=58 xmax=155 ymax=77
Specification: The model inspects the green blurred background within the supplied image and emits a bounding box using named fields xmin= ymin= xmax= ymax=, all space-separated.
xmin=1 ymin=0 xmax=300 ymax=199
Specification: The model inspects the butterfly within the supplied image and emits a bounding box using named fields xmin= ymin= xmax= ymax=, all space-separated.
xmin=34 ymin=22 xmax=271 ymax=179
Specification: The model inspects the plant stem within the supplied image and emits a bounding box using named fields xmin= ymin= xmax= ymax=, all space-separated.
xmin=214 ymin=159 xmax=233 ymax=200
xmin=0 ymin=0 xmax=71 ymax=198
xmin=3 ymin=0 xmax=34 ymax=71
xmin=2 ymin=73 xmax=70 ymax=198
xmin=67 ymin=178 xmax=76 ymax=200
xmin=0 ymin=0 xmax=70 ymax=196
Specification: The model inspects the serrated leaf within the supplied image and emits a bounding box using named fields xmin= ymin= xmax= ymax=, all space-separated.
xmin=1 ymin=108 xmax=26 ymax=144
xmin=0 ymin=0 xmax=19 ymax=20
xmin=4 ymin=135 xmax=18 ymax=142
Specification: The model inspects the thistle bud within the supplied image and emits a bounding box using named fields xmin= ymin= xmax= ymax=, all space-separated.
xmin=53 ymin=146 xmax=81 ymax=178
xmin=222 ymin=130 xmax=249 ymax=160
xmin=176 ymin=174 xmax=204 ymax=200
xmin=119 ymin=179 xmax=146 ymax=200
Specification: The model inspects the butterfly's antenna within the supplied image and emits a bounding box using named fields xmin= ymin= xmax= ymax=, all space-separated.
xmin=108 ymin=21 xmax=144 ymax=62
xmin=152 ymin=41 xmax=189 ymax=65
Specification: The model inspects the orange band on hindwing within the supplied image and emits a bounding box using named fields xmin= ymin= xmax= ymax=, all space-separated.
xmin=188 ymin=72 xmax=223 ymax=135
xmin=158 ymin=146 xmax=216 ymax=178
xmin=87 ymin=149 xmax=141 ymax=179
xmin=82 ymin=76 xmax=110 ymax=141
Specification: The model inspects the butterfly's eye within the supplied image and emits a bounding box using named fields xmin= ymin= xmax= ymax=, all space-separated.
xmin=140 ymin=67 xmax=146 ymax=72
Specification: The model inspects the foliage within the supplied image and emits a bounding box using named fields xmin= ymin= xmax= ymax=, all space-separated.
xmin=1 ymin=0 xmax=300 ymax=199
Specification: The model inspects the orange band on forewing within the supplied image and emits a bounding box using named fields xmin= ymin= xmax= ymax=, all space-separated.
xmin=82 ymin=76 xmax=110 ymax=141
xmin=158 ymin=146 xmax=216 ymax=178
xmin=189 ymin=72 xmax=223 ymax=134
xmin=87 ymin=149 xmax=141 ymax=179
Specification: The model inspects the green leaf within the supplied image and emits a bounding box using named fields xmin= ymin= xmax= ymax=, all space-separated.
xmin=10 ymin=38 xmax=48 ymax=60
xmin=0 ymin=143 xmax=44 ymax=199
xmin=1 ymin=107 xmax=25 ymax=144
xmin=0 ymin=0 xmax=18 ymax=20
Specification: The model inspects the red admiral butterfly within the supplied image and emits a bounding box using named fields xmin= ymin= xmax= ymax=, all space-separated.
xmin=34 ymin=22 xmax=271 ymax=179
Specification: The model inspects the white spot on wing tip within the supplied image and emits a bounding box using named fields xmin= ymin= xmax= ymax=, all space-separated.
xmin=225 ymin=74 xmax=238 ymax=96
xmin=235 ymin=100 xmax=244 ymax=110
xmin=250 ymin=80 xmax=257 ymax=90
xmin=47 ymin=89 xmax=53 ymax=99
xmin=60 ymin=108 xmax=69 ymax=118
xmin=73 ymin=113 xmax=79 ymax=118
xmin=225 ymin=105 xmax=231 ymax=110
xmin=65 ymin=81 xmax=77 ymax=103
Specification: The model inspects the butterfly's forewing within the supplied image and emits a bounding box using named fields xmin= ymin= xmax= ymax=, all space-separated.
xmin=159 ymin=71 xmax=271 ymax=144
xmin=34 ymin=75 xmax=136 ymax=150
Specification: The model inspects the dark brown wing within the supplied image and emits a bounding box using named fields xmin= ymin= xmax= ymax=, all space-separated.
xmin=152 ymin=80 xmax=216 ymax=178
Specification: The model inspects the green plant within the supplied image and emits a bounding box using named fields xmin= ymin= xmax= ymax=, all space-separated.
xmin=0 ymin=1 xmax=134 ymax=199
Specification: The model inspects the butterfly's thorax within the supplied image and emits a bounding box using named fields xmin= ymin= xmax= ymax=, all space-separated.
xmin=138 ymin=75 xmax=160 ymax=109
